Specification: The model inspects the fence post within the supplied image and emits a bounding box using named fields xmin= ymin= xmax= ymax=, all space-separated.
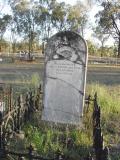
xmin=9 ymin=85 xmax=13 ymax=111
xmin=85 ymin=94 xmax=91 ymax=113
xmin=17 ymin=95 xmax=22 ymax=132
xmin=29 ymin=91 xmax=34 ymax=112
xmin=93 ymin=93 xmax=103 ymax=160
xmin=24 ymin=92 xmax=29 ymax=121
xmin=102 ymin=146 xmax=110 ymax=160
xmin=39 ymin=84 xmax=43 ymax=115
xmin=28 ymin=144 xmax=33 ymax=160
xmin=0 ymin=113 xmax=3 ymax=150
xmin=35 ymin=87 xmax=41 ymax=111
xmin=93 ymin=93 xmax=110 ymax=160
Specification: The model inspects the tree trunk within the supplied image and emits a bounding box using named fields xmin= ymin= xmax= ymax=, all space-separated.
xmin=28 ymin=31 xmax=31 ymax=59
xmin=0 ymin=37 xmax=2 ymax=52
xmin=28 ymin=19 xmax=31 ymax=59
xmin=12 ymin=42 xmax=16 ymax=53
xmin=118 ymin=34 xmax=120 ymax=58
xmin=101 ymin=41 xmax=104 ymax=57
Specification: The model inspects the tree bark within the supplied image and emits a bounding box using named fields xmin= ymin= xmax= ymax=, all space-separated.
xmin=12 ymin=42 xmax=16 ymax=53
xmin=118 ymin=34 xmax=120 ymax=58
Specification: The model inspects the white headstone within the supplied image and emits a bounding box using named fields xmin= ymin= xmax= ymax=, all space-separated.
xmin=42 ymin=31 xmax=88 ymax=125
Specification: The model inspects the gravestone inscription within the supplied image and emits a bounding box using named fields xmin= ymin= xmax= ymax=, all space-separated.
xmin=42 ymin=31 xmax=88 ymax=125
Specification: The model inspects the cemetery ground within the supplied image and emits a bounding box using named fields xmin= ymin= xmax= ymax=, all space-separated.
xmin=0 ymin=63 xmax=120 ymax=85
xmin=0 ymin=62 xmax=120 ymax=159
xmin=6 ymin=83 xmax=120 ymax=160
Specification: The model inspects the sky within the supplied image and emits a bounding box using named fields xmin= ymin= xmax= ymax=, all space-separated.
xmin=58 ymin=0 xmax=79 ymax=5
xmin=0 ymin=0 xmax=114 ymax=46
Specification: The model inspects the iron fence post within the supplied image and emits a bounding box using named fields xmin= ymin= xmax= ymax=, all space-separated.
xmin=93 ymin=93 xmax=110 ymax=160
xmin=28 ymin=144 xmax=33 ymax=160
xmin=17 ymin=95 xmax=21 ymax=132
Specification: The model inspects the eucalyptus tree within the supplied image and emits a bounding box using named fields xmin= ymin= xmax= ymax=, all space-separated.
xmin=9 ymin=0 xmax=38 ymax=55
xmin=93 ymin=26 xmax=110 ymax=57
xmin=34 ymin=0 xmax=58 ymax=42
xmin=51 ymin=2 xmax=68 ymax=32
xmin=87 ymin=40 xmax=98 ymax=55
xmin=67 ymin=1 xmax=88 ymax=36
xmin=35 ymin=0 xmax=88 ymax=40
xmin=0 ymin=14 xmax=12 ymax=40
xmin=51 ymin=1 xmax=88 ymax=36
xmin=7 ymin=0 xmax=88 ymax=51
xmin=0 ymin=14 xmax=12 ymax=52
xmin=95 ymin=0 xmax=120 ymax=57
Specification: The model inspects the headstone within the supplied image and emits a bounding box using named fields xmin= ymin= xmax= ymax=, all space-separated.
xmin=42 ymin=31 xmax=88 ymax=125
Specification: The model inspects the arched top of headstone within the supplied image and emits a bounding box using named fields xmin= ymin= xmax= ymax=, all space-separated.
xmin=45 ymin=31 xmax=88 ymax=66
xmin=42 ymin=31 xmax=88 ymax=125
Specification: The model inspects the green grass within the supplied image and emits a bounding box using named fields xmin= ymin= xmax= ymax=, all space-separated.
xmin=23 ymin=84 xmax=119 ymax=159
xmin=86 ymin=84 xmax=120 ymax=159
xmin=86 ymin=83 xmax=120 ymax=115
xmin=22 ymin=123 xmax=92 ymax=159
xmin=8 ymin=83 xmax=120 ymax=160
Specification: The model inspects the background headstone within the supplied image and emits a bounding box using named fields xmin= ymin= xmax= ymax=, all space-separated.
xmin=42 ymin=31 xmax=88 ymax=125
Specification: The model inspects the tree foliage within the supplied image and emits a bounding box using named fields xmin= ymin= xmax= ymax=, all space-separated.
xmin=87 ymin=40 xmax=97 ymax=55
xmin=52 ymin=2 xmax=68 ymax=31
xmin=9 ymin=0 xmax=38 ymax=54
xmin=0 ymin=14 xmax=12 ymax=39
xmin=0 ymin=14 xmax=12 ymax=52
xmin=1 ymin=0 xmax=88 ymax=53
xmin=95 ymin=0 xmax=120 ymax=57
xmin=67 ymin=1 xmax=87 ymax=35
xmin=93 ymin=26 xmax=110 ymax=56
xmin=8 ymin=0 xmax=88 ymax=38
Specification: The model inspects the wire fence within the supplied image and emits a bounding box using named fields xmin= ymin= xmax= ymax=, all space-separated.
xmin=88 ymin=56 xmax=120 ymax=65
xmin=0 ymin=53 xmax=120 ymax=65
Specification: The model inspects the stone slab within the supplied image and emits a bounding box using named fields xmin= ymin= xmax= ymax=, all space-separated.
xmin=42 ymin=31 xmax=88 ymax=125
